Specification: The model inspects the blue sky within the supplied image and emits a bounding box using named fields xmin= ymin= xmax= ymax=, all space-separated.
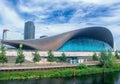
xmin=0 ymin=0 xmax=120 ymax=49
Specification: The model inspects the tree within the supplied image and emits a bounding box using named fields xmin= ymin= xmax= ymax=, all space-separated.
xmin=47 ymin=50 xmax=56 ymax=62
xmin=60 ymin=53 xmax=67 ymax=62
xmin=15 ymin=45 xmax=25 ymax=65
xmin=115 ymin=50 xmax=120 ymax=59
xmin=92 ymin=53 xmax=99 ymax=61
xmin=33 ymin=50 xmax=41 ymax=63
xmin=0 ymin=46 xmax=8 ymax=64
xmin=107 ymin=50 xmax=115 ymax=67
xmin=99 ymin=51 xmax=115 ymax=68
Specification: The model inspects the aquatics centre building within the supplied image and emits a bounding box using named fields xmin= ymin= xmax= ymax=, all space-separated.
xmin=1 ymin=27 xmax=114 ymax=63
xmin=2 ymin=26 xmax=114 ymax=51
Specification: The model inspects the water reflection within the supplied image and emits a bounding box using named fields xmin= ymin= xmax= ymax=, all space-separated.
xmin=1 ymin=72 xmax=120 ymax=84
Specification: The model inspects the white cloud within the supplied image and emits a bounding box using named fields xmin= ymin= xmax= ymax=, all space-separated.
xmin=35 ymin=22 xmax=88 ymax=39
xmin=0 ymin=0 xmax=24 ymax=40
xmin=81 ymin=0 xmax=120 ymax=5
xmin=0 ymin=1 xmax=24 ymax=26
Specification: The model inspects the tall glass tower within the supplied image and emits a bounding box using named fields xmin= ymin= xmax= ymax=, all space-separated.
xmin=24 ymin=21 xmax=35 ymax=39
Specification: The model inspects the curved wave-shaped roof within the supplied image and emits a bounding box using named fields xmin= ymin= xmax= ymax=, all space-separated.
xmin=1 ymin=27 xmax=114 ymax=50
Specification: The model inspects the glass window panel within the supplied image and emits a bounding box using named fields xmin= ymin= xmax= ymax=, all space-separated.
xmin=58 ymin=37 xmax=112 ymax=51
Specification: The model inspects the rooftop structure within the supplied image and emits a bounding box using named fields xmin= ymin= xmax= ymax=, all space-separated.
xmin=2 ymin=27 xmax=114 ymax=51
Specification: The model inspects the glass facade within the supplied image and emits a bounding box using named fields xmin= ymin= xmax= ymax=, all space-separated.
xmin=58 ymin=37 xmax=112 ymax=51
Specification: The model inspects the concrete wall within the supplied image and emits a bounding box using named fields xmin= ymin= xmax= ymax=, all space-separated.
xmin=6 ymin=50 xmax=97 ymax=62
xmin=6 ymin=51 xmax=96 ymax=57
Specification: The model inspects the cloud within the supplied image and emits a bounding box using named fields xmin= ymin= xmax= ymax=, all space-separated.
xmin=35 ymin=23 xmax=86 ymax=38
xmin=11 ymin=1 xmax=120 ymax=36
xmin=0 ymin=1 xmax=24 ymax=26
xmin=0 ymin=0 xmax=25 ymax=40
xmin=81 ymin=0 xmax=120 ymax=5
xmin=17 ymin=0 xmax=120 ymax=25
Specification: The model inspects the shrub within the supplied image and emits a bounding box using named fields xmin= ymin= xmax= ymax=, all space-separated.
xmin=77 ymin=63 xmax=88 ymax=69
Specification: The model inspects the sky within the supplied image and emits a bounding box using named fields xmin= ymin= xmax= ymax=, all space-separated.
xmin=0 ymin=0 xmax=120 ymax=49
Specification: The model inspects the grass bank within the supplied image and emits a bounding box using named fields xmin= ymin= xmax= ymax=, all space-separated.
xmin=1 ymin=65 xmax=120 ymax=80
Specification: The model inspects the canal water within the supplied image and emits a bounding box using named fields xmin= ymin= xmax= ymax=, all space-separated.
xmin=1 ymin=71 xmax=120 ymax=84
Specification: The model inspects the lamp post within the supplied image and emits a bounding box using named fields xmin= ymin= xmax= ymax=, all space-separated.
xmin=2 ymin=29 xmax=9 ymax=40
xmin=1 ymin=29 xmax=8 ymax=48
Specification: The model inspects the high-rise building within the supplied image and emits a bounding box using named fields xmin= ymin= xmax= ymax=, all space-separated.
xmin=24 ymin=21 xmax=35 ymax=39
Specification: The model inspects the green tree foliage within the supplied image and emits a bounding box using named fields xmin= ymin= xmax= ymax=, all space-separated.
xmin=0 ymin=46 xmax=8 ymax=64
xmin=99 ymin=51 xmax=115 ymax=68
xmin=77 ymin=63 xmax=88 ymax=69
xmin=15 ymin=46 xmax=25 ymax=64
xmin=47 ymin=50 xmax=56 ymax=62
xmin=92 ymin=53 xmax=99 ymax=61
xmin=60 ymin=53 xmax=67 ymax=62
xmin=33 ymin=50 xmax=41 ymax=63
xmin=115 ymin=50 xmax=120 ymax=59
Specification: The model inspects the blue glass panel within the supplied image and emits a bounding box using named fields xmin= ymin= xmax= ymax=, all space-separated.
xmin=58 ymin=37 xmax=112 ymax=51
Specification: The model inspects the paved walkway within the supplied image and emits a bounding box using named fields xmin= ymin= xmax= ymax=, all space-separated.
xmin=0 ymin=61 xmax=99 ymax=71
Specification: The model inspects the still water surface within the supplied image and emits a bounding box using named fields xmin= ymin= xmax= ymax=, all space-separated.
xmin=1 ymin=71 xmax=120 ymax=84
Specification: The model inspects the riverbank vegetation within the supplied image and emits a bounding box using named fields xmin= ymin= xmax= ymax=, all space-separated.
xmin=1 ymin=64 xmax=120 ymax=80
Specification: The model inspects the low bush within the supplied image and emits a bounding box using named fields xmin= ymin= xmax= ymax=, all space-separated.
xmin=77 ymin=63 xmax=88 ymax=69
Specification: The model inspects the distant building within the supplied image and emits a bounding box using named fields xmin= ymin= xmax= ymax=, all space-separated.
xmin=24 ymin=21 xmax=35 ymax=39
